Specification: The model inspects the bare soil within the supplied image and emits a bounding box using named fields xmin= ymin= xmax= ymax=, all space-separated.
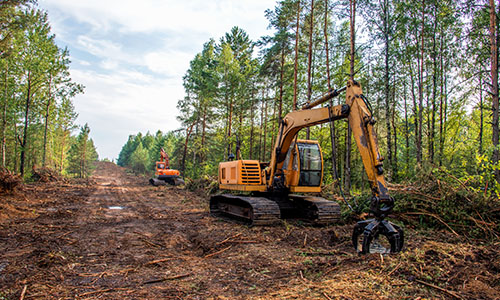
xmin=0 ymin=162 xmax=499 ymax=299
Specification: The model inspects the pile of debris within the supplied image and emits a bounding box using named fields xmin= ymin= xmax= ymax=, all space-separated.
xmin=31 ymin=167 xmax=64 ymax=183
xmin=0 ymin=168 xmax=23 ymax=193
xmin=185 ymin=175 xmax=218 ymax=195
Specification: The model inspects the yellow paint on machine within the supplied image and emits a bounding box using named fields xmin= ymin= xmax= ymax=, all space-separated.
xmin=218 ymin=184 xmax=267 ymax=192
xmin=289 ymin=186 xmax=321 ymax=193
xmin=218 ymin=160 xmax=263 ymax=185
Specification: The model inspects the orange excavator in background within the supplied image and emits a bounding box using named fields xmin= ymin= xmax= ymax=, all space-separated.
xmin=149 ymin=148 xmax=184 ymax=186
xmin=210 ymin=80 xmax=404 ymax=254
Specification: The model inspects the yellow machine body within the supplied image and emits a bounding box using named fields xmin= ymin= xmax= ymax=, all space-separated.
xmin=218 ymin=140 xmax=323 ymax=193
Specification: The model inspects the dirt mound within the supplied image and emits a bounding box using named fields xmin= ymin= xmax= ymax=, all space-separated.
xmin=31 ymin=167 xmax=64 ymax=183
xmin=0 ymin=168 xmax=23 ymax=193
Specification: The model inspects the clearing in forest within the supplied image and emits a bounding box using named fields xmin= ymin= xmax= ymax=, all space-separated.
xmin=0 ymin=162 xmax=498 ymax=299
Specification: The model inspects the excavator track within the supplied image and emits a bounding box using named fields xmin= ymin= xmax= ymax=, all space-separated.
xmin=210 ymin=194 xmax=281 ymax=226
xmin=210 ymin=194 xmax=340 ymax=226
xmin=288 ymin=195 xmax=341 ymax=225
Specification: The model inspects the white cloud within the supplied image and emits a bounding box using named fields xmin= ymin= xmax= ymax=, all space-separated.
xmin=37 ymin=0 xmax=273 ymax=159
xmin=143 ymin=50 xmax=191 ymax=77
xmin=40 ymin=0 xmax=271 ymax=40
xmin=100 ymin=59 xmax=119 ymax=70
xmin=76 ymin=36 xmax=122 ymax=57
xmin=77 ymin=60 xmax=91 ymax=66
xmin=70 ymin=68 xmax=184 ymax=160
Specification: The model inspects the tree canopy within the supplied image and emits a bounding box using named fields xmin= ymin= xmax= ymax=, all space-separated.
xmin=117 ymin=0 xmax=498 ymax=201
xmin=1 ymin=2 xmax=97 ymax=178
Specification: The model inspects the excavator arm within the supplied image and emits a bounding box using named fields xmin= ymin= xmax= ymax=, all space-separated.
xmin=160 ymin=148 xmax=170 ymax=168
xmin=268 ymin=81 xmax=389 ymax=205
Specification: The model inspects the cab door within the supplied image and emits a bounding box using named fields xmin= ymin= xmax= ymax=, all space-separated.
xmin=297 ymin=141 xmax=323 ymax=187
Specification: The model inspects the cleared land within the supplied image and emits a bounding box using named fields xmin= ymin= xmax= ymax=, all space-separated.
xmin=0 ymin=162 xmax=499 ymax=299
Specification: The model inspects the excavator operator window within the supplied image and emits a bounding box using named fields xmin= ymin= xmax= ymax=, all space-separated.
xmin=158 ymin=163 xmax=165 ymax=169
xmin=297 ymin=142 xmax=322 ymax=186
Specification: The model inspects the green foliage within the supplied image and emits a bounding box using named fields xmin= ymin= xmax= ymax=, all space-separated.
xmin=67 ymin=124 xmax=98 ymax=178
xmin=0 ymin=3 xmax=84 ymax=178
xmin=129 ymin=142 xmax=149 ymax=175
xmin=393 ymin=167 xmax=499 ymax=239
xmin=117 ymin=131 xmax=183 ymax=175
xmin=116 ymin=0 xmax=500 ymax=238
xmin=470 ymin=149 xmax=500 ymax=199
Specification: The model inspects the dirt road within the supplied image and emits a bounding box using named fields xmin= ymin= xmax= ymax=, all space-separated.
xmin=0 ymin=162 xmax=498 ymax=299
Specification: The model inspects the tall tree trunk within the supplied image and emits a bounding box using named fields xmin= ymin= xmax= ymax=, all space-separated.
xmin=60 ymin=131 xmax=67 ymax=173
xmin=441 ymin=73 xmax=448 ymax=166
xmin=82 ymin=136 xmax=87 ymax=178
xmin=43 ymin=75 xmax=52 ymax=167
xmin=201 ymin=104 xmax=207 ymax=161
xmin=259 ymin=90 xmax=265 ymax=161
xmin=182 ymin=123 xmax=195 ymax=173
xmin=271 ymin=98 xmax=277 ymax=158
xmin=428 ymin=4 xmax=438 ymax=165
xmin=391 ymin=76 xmax=398 ymax=180
xmin=479 ymin=70 xmax=484 ymax=155
xmin=2 ymin=63 xmax=8 ymax=168
xmin=345 ymin=0 xmax=356 ymax=193
xmin=249 ymin=88 xmax=255 ymax=159
xmin=306 ymin=0 xmax=315 ymax=139
xmin=20 ymin=72 xmax=32 ymax=176
xmin=227 ymin=95 xmax=233 ymax=158
xmin=439 ymin=32 xmax=445 ymax=166
xmin=409 ymin=61 xmax=419 ymax=167
xmin=324 ymin=0 xmax=338 ymax=182
xmin=490 ymin=0 xmax=499 ymax=182
xmin=383 ymin=0 xmax=392 ymax=180
xmin=349 ymin=0 xmax=356 ymax=78
xmin=416 ymin=0 xmax=425 ymax=166
xmin=403 ymin=79 xmax=410 ymax=172
xmin=324 ymin=0 xmax=331 ymax=90
xmin=279 ymin=47 xmax=285 ymax=119
xmin=263 ymin=90 xmax=269 ymax=161
xmin=293 ymin=0 xmax=301 ymax=111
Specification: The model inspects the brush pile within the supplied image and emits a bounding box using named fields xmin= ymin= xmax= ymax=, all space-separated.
xmin=392 ymin=168 xmax=500 ymax=240
xmin=0 ymin=168 xmax=22 ymax=193
xmin=31 ymin=167 xmax=64 ymax=183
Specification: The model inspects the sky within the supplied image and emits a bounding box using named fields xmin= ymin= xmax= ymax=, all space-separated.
xmin=37 ymin=0 xmax=274 ymax=160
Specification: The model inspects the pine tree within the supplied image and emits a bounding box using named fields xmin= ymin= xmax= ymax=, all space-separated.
xmin=67 ymin=124 xmax=98 ymax=178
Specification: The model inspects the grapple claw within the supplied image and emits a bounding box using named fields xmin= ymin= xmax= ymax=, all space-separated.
xmin=352 ymin=219 xmax=404 ymax=254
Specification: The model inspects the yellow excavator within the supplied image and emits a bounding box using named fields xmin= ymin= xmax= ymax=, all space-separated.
xmin=210 ymin=80 xmax=404 ymax=253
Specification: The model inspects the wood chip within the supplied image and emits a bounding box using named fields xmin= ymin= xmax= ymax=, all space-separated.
xmin=415 ymin=279 xmax=463 ymax=299
xmin=216 ymin=233 xmax=242 ymax=246
xmin=145 ymin=258 xmax=175 ymax=265
xmin=78 ymin=288 xmax=113 ymax=297
xmin=204 ymin=245 xmax=232 ymax=258
xmin=143 ymin=273 xmax=191 ymax=285
xmin=322 ymin=292 xmax=333 ymax=300
xmin=19 ymin=285 xmax=27 ymax=300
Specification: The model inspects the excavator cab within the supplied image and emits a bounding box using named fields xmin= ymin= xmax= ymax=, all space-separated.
xmin=297 ymin=141 xmax=322 ymax=187
xmin=283 ymin=139 xmax=323 ymax=193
